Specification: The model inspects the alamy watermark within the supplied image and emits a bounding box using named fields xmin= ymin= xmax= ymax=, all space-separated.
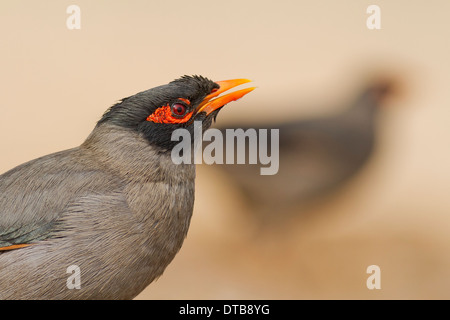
xmin=63 ymin=263 xmax=383 ymax=292
xmin=66 ymin=265 xmax=81 ymax=289
xmin=366 ymin=265 xmax=381 ymax=290
xmin=171 ymin=121 xmax=279 ymax=175
xmin=66 ymin=4 xmax=381 ymax=31
xmin=366 ymin=5 xmax=381 ymax=30
xmin=66 ymin=5 xmax=81 ymax=30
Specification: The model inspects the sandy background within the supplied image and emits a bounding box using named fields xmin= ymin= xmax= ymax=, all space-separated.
xmin=1 ymin=1 xmax=450 ymax=299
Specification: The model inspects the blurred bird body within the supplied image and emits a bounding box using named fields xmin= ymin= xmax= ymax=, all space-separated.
xmin=0 ymin=76 xmax=254 ymax=299
xmin=216 ymin=80 xmax=393 ymax=219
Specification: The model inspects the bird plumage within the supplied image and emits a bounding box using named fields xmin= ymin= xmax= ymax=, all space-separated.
xmin=0 ymin=75 xmax=250 ymax=299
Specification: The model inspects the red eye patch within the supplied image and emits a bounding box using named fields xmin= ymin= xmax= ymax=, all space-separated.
xmin=146 ymin=103 xmax=193 ymax=124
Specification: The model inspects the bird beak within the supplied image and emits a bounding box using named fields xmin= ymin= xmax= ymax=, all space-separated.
xmin=196 ymin=79 xmax=256 ymax=115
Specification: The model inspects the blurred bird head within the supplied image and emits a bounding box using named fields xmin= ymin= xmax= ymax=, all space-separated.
xmin=97 ymin=75 xmax=255 ymax=151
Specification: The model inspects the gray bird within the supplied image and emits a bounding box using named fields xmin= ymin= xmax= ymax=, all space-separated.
xmin=0 ymin=76 xmax=254 ymax=299
xmin=215 ymin=79 xmax=395 ymax=221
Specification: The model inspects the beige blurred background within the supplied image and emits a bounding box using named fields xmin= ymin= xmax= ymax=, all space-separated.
xmin=1 ymin=1 xmax=450 ymax=299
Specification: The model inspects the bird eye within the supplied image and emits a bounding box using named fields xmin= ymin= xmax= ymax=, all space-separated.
xmin=171 ymin=103 xmax=187 ymax=116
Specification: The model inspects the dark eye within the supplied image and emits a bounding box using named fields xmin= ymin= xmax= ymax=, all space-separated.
xmin=171 ymin=103 xmax=187 ymax=116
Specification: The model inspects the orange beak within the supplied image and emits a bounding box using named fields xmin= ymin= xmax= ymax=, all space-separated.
xmin=196 ymin=79 xmax=255 ymax=115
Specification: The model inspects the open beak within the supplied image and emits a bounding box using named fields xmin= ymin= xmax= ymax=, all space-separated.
xmin=196 ymin=79 xmax=256 ymax=115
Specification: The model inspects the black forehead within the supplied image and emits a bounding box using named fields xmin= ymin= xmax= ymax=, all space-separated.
xmin=167 ymin=75 xmax=219 ymax=98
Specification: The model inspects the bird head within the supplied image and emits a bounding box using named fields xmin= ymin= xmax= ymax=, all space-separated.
xmin=97 ymin=76 xmax=255 ymax=151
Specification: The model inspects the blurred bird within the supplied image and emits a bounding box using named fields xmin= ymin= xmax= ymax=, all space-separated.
xmin=215 ymin=78 xmax=395 ymax=222
xmin=0 ymin=76 xmax=254 ymax=299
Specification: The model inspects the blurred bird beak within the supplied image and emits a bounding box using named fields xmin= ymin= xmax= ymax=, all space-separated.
xmin=196 ymin=79 xmax=255 ymax=115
